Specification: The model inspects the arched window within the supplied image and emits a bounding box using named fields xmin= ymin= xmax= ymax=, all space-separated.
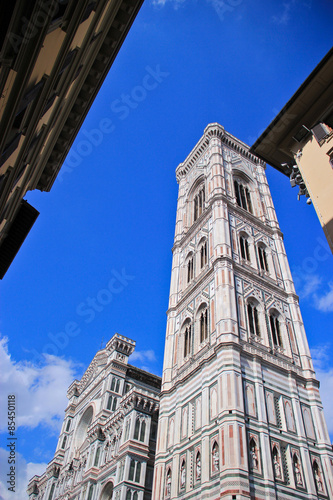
xmin=129 ymin=460 xmax=141 ymax=483
xmin=134 ymin=419 xmax=140 ymax=440
xmin=135 ymin=461 xmax=141 ymax=483
xmin=129 ymin=459 xmax=136 ymax=481
xmin=61 ymin=435 xmax=67 ymax=449
xmin=187 ymin=255 xmax=194 ymax=283
xmin=200 ymin=308 xmax=208 ymax=343
xmin=258 ymin=245 xmax=269 ymax=272
xmin=239 ymin=234 xmax=250 ymax=261
xmin=139 ymin=420 xmax=146 ymax=442
xmin=126 ymin=490 xmax=132 ymax=500
xmin=200 ymin=240 xmax=208 ymax=268
xmin=87 ymin=484 xmax=94 ymax=500
xmin=184 ymin=324 xmax=192 ymax=358
xmin=133 ymin=418 xmax=146 ymax=442
xmin=65 ymin=418 xmax=71 ymax=432
xmin=165 ymin=468 xmax=172 ymax=497
xmin=193 ymin=185 xmax=205 ymax=221
xmin=111 ymin=377 xmax=120 ymax=393
xmin=234 ymin=180 xmax=253 ymax=213
xmin=107 ymin=395 xmax=112 ymax=410
xmin=112 ymin=397 xmax=117 ymax=411
xmin=247 ymin=302 xmax=260 ymax=337
xmin=212 ymin=441 xmax=219 ymax=473
xmin=133 ymin=493 xmax=138 ymax=500
xmin=94 ymin=447 xmax=101 ymax=467
xmin=124 ymin=419 xmax=130 ymax=441
xmin=269 ymin=312 xmax=282 ymax=347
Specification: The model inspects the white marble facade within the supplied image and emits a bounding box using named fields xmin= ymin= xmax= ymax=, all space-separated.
xmin=27 ymin=334 xmax=160 ymax=500
xmin=152 ymin=123 xmax=333 ymax=500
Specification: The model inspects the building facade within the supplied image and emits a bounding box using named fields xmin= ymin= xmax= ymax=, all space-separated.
xmin=250 ymin=48 xmax=333 ymax=254
xmin=0 ymin=0 xmax=143 ymax=278
xmin=27 ymin=334 xmax=160 ymax=500
xmin=153 ymin=123 xmax=333 ymax=499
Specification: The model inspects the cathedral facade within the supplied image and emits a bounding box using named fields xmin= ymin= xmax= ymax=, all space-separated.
xmin=27 ymin=334 xmax=160 ymax=500
xmin=152 ymin=123 xmax=333 ymax=499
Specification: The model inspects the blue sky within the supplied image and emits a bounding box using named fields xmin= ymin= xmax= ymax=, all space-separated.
xmin=1 ymin=0 xmax=333 ymax=497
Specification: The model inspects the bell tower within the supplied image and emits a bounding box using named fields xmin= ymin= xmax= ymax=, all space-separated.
xmin=153 ymin=124 xmax=333 ymax=499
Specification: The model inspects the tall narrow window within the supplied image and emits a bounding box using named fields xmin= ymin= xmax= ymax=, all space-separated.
xmin=65 ymin=419 xmax=71 ymax=432
xmin=187 ymin=256 xmax=194 ymax=283
xmin=129 ymin=459 xmax=135 ymax=481
xmin=184 ymin=325 xmax=191 ymax=358
xmin=61 ymin=435 xmax=67 ymax=449
xmin=134 ymin=419 xmax=140 ymax=440
xmin=48 ymin=483 xmax=55 ymax=500
xmin=107 ymin=395 xmax=112 ymax=410
xmin=258 ymin=246 xmax=269 ymax=272
xmin=200 ymin=241 xmax=208 ymax=268
xmin=111 ymin=377 xmax=120 ymax=393
xmin=135 ymin=461 xmax=141 ymax=483
xmin=270 ymin=314 xmax=282 ymax=347
xmin=239 ymin=235 xmax=250 ymax=261
xmin=247 ymin=303 xmax=260 ymax=337
xmin=234 ymin=180 xmax=253 ymax=213
xmin=94 ymin=447 xmax=101 ymax=467
xmin=112 ymin=397 xmax=117 ymax=411
xmin=87 ymin=485 xmax=94 ymax=500
xmin=200 ymin=309 xmax=208 ymax=343
xmin=124 ymin=419 xmax=130 ymax=441
xmin=193 ymin=185 xmax=205 ymax=222
xmin=139 ymin=420 xmax=146 ymax=442
xmin=126 ymin=490 xmax=131 ymax=500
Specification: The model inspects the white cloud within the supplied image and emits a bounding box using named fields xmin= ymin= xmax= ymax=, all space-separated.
xmin=129 ymin=349 xmax=157 ymax=363
xmin=311 ymin=345 xmax=333 ymax=438
xmin=0 ymin=447 xmax=47 ymax=500
xmin=0 ymin=337 xmax=80 ymax=433
xmin=314 ymin=282 xmax=333 ymax=312
xmin=299 ymin=274 xmax=322 ymax=299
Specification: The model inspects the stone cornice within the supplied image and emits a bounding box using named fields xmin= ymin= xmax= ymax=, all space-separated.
xmin=175 ymin=123 xmax=264 ymax=182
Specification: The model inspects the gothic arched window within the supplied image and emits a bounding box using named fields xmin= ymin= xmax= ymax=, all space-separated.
xmin=111 ymin=377 xmax=120 ymax=393
xmin=193 ymin=184 xmax=205 ymax=222
xmin=126 ymin=490 xmax=132 ymax=500
xmin=234 ymin=180 xmax=253 ymax=214
xmin=269 ymin=312 xmax=282 ymax=347
xmin=134 ymin=418 xmax=146 ymax=442
xmin=200 ymin=308 xmax=208 ymax=343
xmin=247 ymin=302 xmax=260 ymax=337
xmin=258 ymin=245 xmax=269 ymax=272
xmin=200 ymin=240 xmax=208 ymax=268
xmin=187 ymin=255 xmax=194 ymax=283
xmin=239 ymin=234 xmax=250 ymax=261
xmin=129 ymin=459 xmax=136 ymax=481
xmin=61 ymin=435 xmax=67 ymax=449
xmin=184 ymin=324 xmax=192 ymax=358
